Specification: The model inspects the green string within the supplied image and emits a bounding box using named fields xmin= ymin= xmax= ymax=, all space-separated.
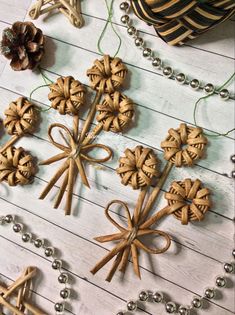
xmin=97 ymin=0 xmax=122 ymax=57
xmin=193 ymin=72 xmax=235 ymax=138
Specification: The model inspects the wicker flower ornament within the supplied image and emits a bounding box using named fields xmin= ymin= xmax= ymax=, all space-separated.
xmin=0 ymin=97 xmax=38 ymax=186
xmin=39 ymin=55 xmax=135 ymax=215
xmin=0 ymin=22 xmax=44 ymax=71
xmin=91 ymin=124 xmax=210 ymax=281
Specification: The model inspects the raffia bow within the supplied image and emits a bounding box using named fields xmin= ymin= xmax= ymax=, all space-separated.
xmin=29 ymin=0 xmax=84 ymax=28
xmin=39 ymin=122 xmax=112 ymax=215
xmin=91 ymin=189 xmax=171 ymax=282
xmin=0 ymin=267 xmax=46 ymax=315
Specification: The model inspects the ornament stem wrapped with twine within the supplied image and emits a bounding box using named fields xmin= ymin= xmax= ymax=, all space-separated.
xmin=91 ymin=124 xmax=210 ymax=281
xmin=0 ymin=267 xmax=47 ymax=315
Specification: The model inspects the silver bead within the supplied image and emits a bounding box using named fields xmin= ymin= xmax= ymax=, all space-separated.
xmin=233 ymin=249 xmax=235 ymax=258
xmin=34 ymin=238 xmax=43 ymax=248
xmin=219 ymin=89 xmax=230 ymax=100
xmin=190 ymin=79 xmax=200 ymax=90
xmin=22 ymin=233 xmax=31 ymax=243
xmin=58 ymin=273 xmax=69 ymax=284
xmin=165 ymin=301 xmax=177 ymax=313
xmin=60 ymin=288 xmax=70 ymax=299
xmin=120 ymin=2 xmax=129 ymax=11
xmin=45 ymin=247 xmax=54 ymax=257
xmin=231 ymin=155 xmax=235 ymax=163
xmin=176 ymin=73 xmax=186 ymax=84
xmin=204 ymin=288 xmax=215 ymax=299
xmin=231 ymin=170 xmax=235 ymax=179
xmin=143 ymin=48 xmax=152 ymax=58
xmin=116 ymin=312 xmax=125 ymax=315
xmin=192 ymin=297 xmax=202 ymax=309
xmin=4 ymin=214 xmax=13 ymax=223
xmin=52 ymin=259 xmax=62 ymax=270
xmin=127 ymin=300 xmax=137 ymax=311
xmin=215 ymin=276 xmax=226 ymax=288
xmin=121 ymin=15 xmax=130 ymax=25
xmin=224 ymin=262 xmax=234 ymax=273
xmin=152 ymin=57 xmax=161 ymax=68
xmin=127 ymin=26 xmax=136 ymax=36
xmin=178 ymin=306 xmax=190 ymax=315
xmin=54 ymin=302 xmax=64 ymax=313
xmin=163 ymin=66 xmax=173 ymax=78
xmin=13 ymin=223 xmax=22 ymax=233
xmin=135 ymin=37 xmax=144 ymax=47
xmin=204 ymin=83 xmax=215 ymax=94
xmin=153 ymin=292 xmax=163 ymax=303
xmin=139 ymin=290 xmax=149 ymax=301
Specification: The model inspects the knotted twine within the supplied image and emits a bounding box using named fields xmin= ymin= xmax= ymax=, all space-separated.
xmin=0 ymin=267 xmax=46 ymax=315
xmin=130 ymin=0 xmax=235 ymax=46
xmin=91 ymin=124 xmax=209 ymax=280
xmin=29 ymin=0 xmax=84 ymax=28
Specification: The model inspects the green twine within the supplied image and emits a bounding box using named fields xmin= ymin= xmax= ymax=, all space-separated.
xmin=193 ymin=72 xmax=235 ymax=138
xmin=97 ymin=0 xmax=122 ymax=57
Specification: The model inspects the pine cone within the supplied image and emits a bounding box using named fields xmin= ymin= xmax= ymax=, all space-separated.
xmin=0 ymin=21 xmax=44 ymax=71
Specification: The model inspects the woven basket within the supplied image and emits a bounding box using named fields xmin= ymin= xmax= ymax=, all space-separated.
xmin=130 ymin=0 xmax=235 ymax=45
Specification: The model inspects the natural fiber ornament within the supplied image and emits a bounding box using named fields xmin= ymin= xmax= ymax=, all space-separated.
xmin=0 ymin=266 xmax=47 ymax=315
xmin=29 ymin=0 xmax=84 ymax=28
xmin=48 ymin=76 xmax=86 ymax=115
xmin=0 ymin=21 xmax=44 ymax=71
xmin=0 ymin=97 xmax=38 ymax=154
xmin=0 ymin=146 xmax=36 ymax=186
xmin=117 ymin=145 xmax=159 ymax=189
xmin=130 ymin=0 xmax=235 ymax=46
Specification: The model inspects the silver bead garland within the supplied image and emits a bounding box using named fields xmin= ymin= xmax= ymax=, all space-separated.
xmin=119 ymin=1 xmax=234 ymax=100
xmin=0 ymin=214 xmax=71 ymax=314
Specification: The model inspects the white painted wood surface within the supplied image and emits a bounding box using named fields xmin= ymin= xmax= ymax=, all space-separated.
xmin=0 ymin=1 xmax=234 ymax=314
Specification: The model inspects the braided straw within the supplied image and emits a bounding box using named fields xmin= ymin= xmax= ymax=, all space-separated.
xmin=87 ymin=55 xmax=127 ymax=94
xmin=165 ymin=178 xmax=211 ymax=225
xmin=48 ymin=76 xmax=86 ymax=115
xmin=117 ymin=146 xmax=159 ymax=189
xmin=0 ymin=146 xmax=35 ymax=186
xmin=130 ymin=0 xmax=235 ymax=46
xmin=29 ymin=0 xmax=84 ymax=28
xmin=161 ymin=123 xmax=207 ymax=167
xmin=4 ymin=97 xmax=37 ymax=136
xmin=96 ymin=91 xmax=134 ymax=133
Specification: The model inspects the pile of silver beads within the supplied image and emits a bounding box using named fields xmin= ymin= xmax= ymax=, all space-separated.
xmin=120 ymin=1 xmax=232 ymax=100
xmin=0 ymin=214 xmax=71 ymax=314
xmin=115 ymin=247 xmax=234 ymax=314
xmin=231 ymin=154 xmax=235 ymax=179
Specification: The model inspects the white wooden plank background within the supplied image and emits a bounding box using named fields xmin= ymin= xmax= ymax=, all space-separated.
xmin=0 ymin=1 xmax=234 ymax=314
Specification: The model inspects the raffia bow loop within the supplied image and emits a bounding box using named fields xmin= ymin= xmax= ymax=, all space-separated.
xmin=161 ymin=123 xmax=207 ymax=167
xmin=0 ymin=146 xmax=36 ymax=186
xmin=4 ymin=97 xmax=37 ymax=136
xmin=29 ymin=0 xmax=84 ymax=28
xmin=96 ymin=91 xmax=134 ymax=133
xmin=165 ymin=178 xmax=211 ymax=225
xmin=87 ymin=55 xmax=128 ymax=94
xmin=117 ymin=146 xmax=159 ymax=189
xmin=48 ymin=76 xmax=86 ymax=115
xmin=130 ymin=0 xmax=235 ymax=46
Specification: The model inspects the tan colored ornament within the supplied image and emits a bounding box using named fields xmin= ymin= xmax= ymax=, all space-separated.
xmin=29 ymin=0 xmax=84 ymax=28
xmin=0 ymin=22 xmax=44 ymax=71
xmin=0 ymin=266 xmax=47 ymax=314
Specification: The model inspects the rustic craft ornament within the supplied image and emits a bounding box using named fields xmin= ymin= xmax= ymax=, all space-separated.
xmin=0 ymin=21 xmax=44 ymax=71
xmin=130 ymin=0 xmax=235 ymax=46
xmin=0 ymin=266 xmax=47 ymax=314
xmin=0 ymin=146 xmax=36 ymax=186
xmin=29 ymin=0 xmax=84 ymax=28
xmin=91 ymin=124 xmax=209 ymax=280
xmin=39 ymin=55 xmax=134 ymax=215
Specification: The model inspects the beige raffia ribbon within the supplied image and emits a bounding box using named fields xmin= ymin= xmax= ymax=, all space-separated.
xmin=0 ymin=267 xmax=47 ymax=315
xmin=91 ymin=189 xmax=171 ymax=282
xmin=29 ymin=0 xmax=84 ymax=28
xmin=39 ymin=122 xmax=113 ymax=215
